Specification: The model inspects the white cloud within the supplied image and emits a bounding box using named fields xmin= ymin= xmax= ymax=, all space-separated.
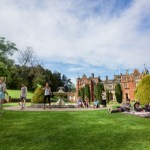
xmin=0 ymin=0 xmax=150 ymax=72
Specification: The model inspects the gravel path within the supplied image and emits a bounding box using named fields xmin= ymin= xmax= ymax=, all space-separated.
xmin=4 ymin=106 xmax=107 ymax=112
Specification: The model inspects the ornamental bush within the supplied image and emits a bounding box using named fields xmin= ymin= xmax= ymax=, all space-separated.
xmin=135 ymin=75 xmax=150 ymax=105
xmin=31 ymin=87 xmax=44 ymax=103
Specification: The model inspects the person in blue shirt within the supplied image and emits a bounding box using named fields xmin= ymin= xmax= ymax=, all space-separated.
xmin=93 ymin=97 xmax=100 ymax=109
xmin=77 ymin=97 xmax=85 ymax=108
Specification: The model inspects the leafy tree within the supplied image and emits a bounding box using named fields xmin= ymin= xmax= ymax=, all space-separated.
xmin=0 ymin=37 xmax=17 ymax=63
xmin=0 ymin=37 xmax=17 ymax=79
xmin=0 ymin=37 xmax=18 ymax=55
xmin=0 ymin=37 xmax=73 ymax=93
xmin=135 ymin=75 xmax=150 ymax=104
xmin=115 ymin=83 xmax=122 ymax=103
xmin=0 ymin=62 xmax=8 ymax=76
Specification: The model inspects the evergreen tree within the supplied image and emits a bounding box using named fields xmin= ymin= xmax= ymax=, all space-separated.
xmin=84 ymin=84 xmax=90 ymax=102
xmin=98 ymin=83 xmax=104 ymax=102
xmin=80 ymin=87 xmax=85 ymax=101
xmin=94 ymin=84 xmax=98 ymax=99
xmin=78 ymin=90 xmax=81 ymax=97
xmin=115 ymin=83 xmax=122 ymax=103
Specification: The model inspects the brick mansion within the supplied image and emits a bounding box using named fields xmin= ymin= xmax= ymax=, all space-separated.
xmin=68 ymin=68 xmax=149 ymax=102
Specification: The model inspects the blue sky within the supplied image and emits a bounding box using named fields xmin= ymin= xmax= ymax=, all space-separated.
xmin=0 ymin=0 xmax=150 ymax=84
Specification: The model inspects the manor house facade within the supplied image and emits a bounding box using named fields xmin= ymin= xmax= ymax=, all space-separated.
xmin=74 ymin=69 xmax=148 ymax=102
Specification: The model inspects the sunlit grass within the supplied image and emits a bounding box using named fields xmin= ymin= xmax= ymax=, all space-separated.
xmin=0 ymin=110 xmax=150 ymax=150
xmin=7 ymin=90 xmax=33 ymax=99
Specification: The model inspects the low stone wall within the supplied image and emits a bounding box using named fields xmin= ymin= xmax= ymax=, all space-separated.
xmin=31 ymin=103 xmax=95 ymax=108
xmin=31 ymin=103 xmax=78 ymax=108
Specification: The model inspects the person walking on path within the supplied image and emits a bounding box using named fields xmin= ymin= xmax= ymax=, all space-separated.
xmin=43 ymin=83 xmax=52 ymax=109
xmin=0 ymin=78 xmax=8 ymax=116
xmin=19 ymin=84 xmax=27 ymax=110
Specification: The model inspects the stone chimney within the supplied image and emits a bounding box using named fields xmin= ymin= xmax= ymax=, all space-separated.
xmin=106 ymin=76 xmax=108 ymax=81
xmin=126 ymin=70 xmax=129 ymax=75
xmin=91 ymin=73 xmax=94 ymax=78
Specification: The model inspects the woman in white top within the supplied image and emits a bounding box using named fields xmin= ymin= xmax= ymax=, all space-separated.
xmin=43 ymin=83 xmax=52 ymax=109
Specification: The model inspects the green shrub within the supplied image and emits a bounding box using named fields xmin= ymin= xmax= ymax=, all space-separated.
xmin=135 ymin=75 xmax=150 ymax=104
xmin=31 ymin=87 xmax=44 ymax=103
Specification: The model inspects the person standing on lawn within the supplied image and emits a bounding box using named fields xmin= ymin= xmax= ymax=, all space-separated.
xmin=102 ymin=91 xmax=107 ymax=107
xmin=43 ymin=83 xmax=52 ymax=109
xmin=19 ymin=83 xmax=27 ymax=110
xmin=0 ymin=78 xmax=8 ymax=116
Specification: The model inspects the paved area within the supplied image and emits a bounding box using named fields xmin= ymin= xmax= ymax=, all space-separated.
xmin=4 ymin=106 xmax=107 ymax=112
xmin=123 ymin=111 xmax=150 ymax=118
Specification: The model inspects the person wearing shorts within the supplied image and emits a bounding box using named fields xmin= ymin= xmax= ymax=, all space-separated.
xmin=0 ymin=78 xmax=8 ymax=116
xmin=19 ymin=84 xmax=27 ymax=110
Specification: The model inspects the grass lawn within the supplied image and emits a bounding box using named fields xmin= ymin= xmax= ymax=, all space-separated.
xmin=0 ymin=109 xmax=150 ymax=150
xmin=6 ymin=90 xmax=60 ymax=101
xmin=2 ymin=103 xmax=31 ymax=108
xmin=7 ymin=90 xmax=33 ymax=99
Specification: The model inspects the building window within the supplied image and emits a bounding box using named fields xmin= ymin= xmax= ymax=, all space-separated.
xmin=134 ymin=75 xmax=139 ymax=79
xmin=126 ymin=93 xmax=129 ymax=99
xmin=108 ymin=84 xmax=112 ymax=89
xmin=135 ymin=82 xmax=139 ymax=87
xmin=122 ymin=77 xmax=126 ymax=80
xmin=124 ymin=83 xmax=128 ymax=88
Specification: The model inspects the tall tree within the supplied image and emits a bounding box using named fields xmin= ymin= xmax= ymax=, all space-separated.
xmin=61 ymin=74 xmax=73 ymax=92
xmin=115 ymin=83 xmax=123 ymax=103
xmin=0 ymin=62 xmax=8 ymax=76
xmin=52 ymin=72 xmax=63 ymax=92
xmin=94 ymin=84 xmax=98 ymax=99
xmin=80 ymin=87 xmax=85 ymax=101
xmin=78 ymin=90 xmax=81 ymax=97
xmin=97 ymin=83 xmax=104 ymax=101
xmin=0 ymin=37 xmax=18 ymax=59
xmin=18 ymin=47 xmax=37 ymax=67
xmin=0 ymin=37 xmax=17 ymax=69
xmin=84 ymin=84 xmax=91 ymax=102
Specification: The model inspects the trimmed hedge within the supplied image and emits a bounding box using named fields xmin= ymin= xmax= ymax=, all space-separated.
xmin=135 ymin=75 xmax=150 ymax=105
xmin=10 ymin=98 xmax=31 ymax=102
xmin=31 ymin=87 xmax=44 ymax=103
